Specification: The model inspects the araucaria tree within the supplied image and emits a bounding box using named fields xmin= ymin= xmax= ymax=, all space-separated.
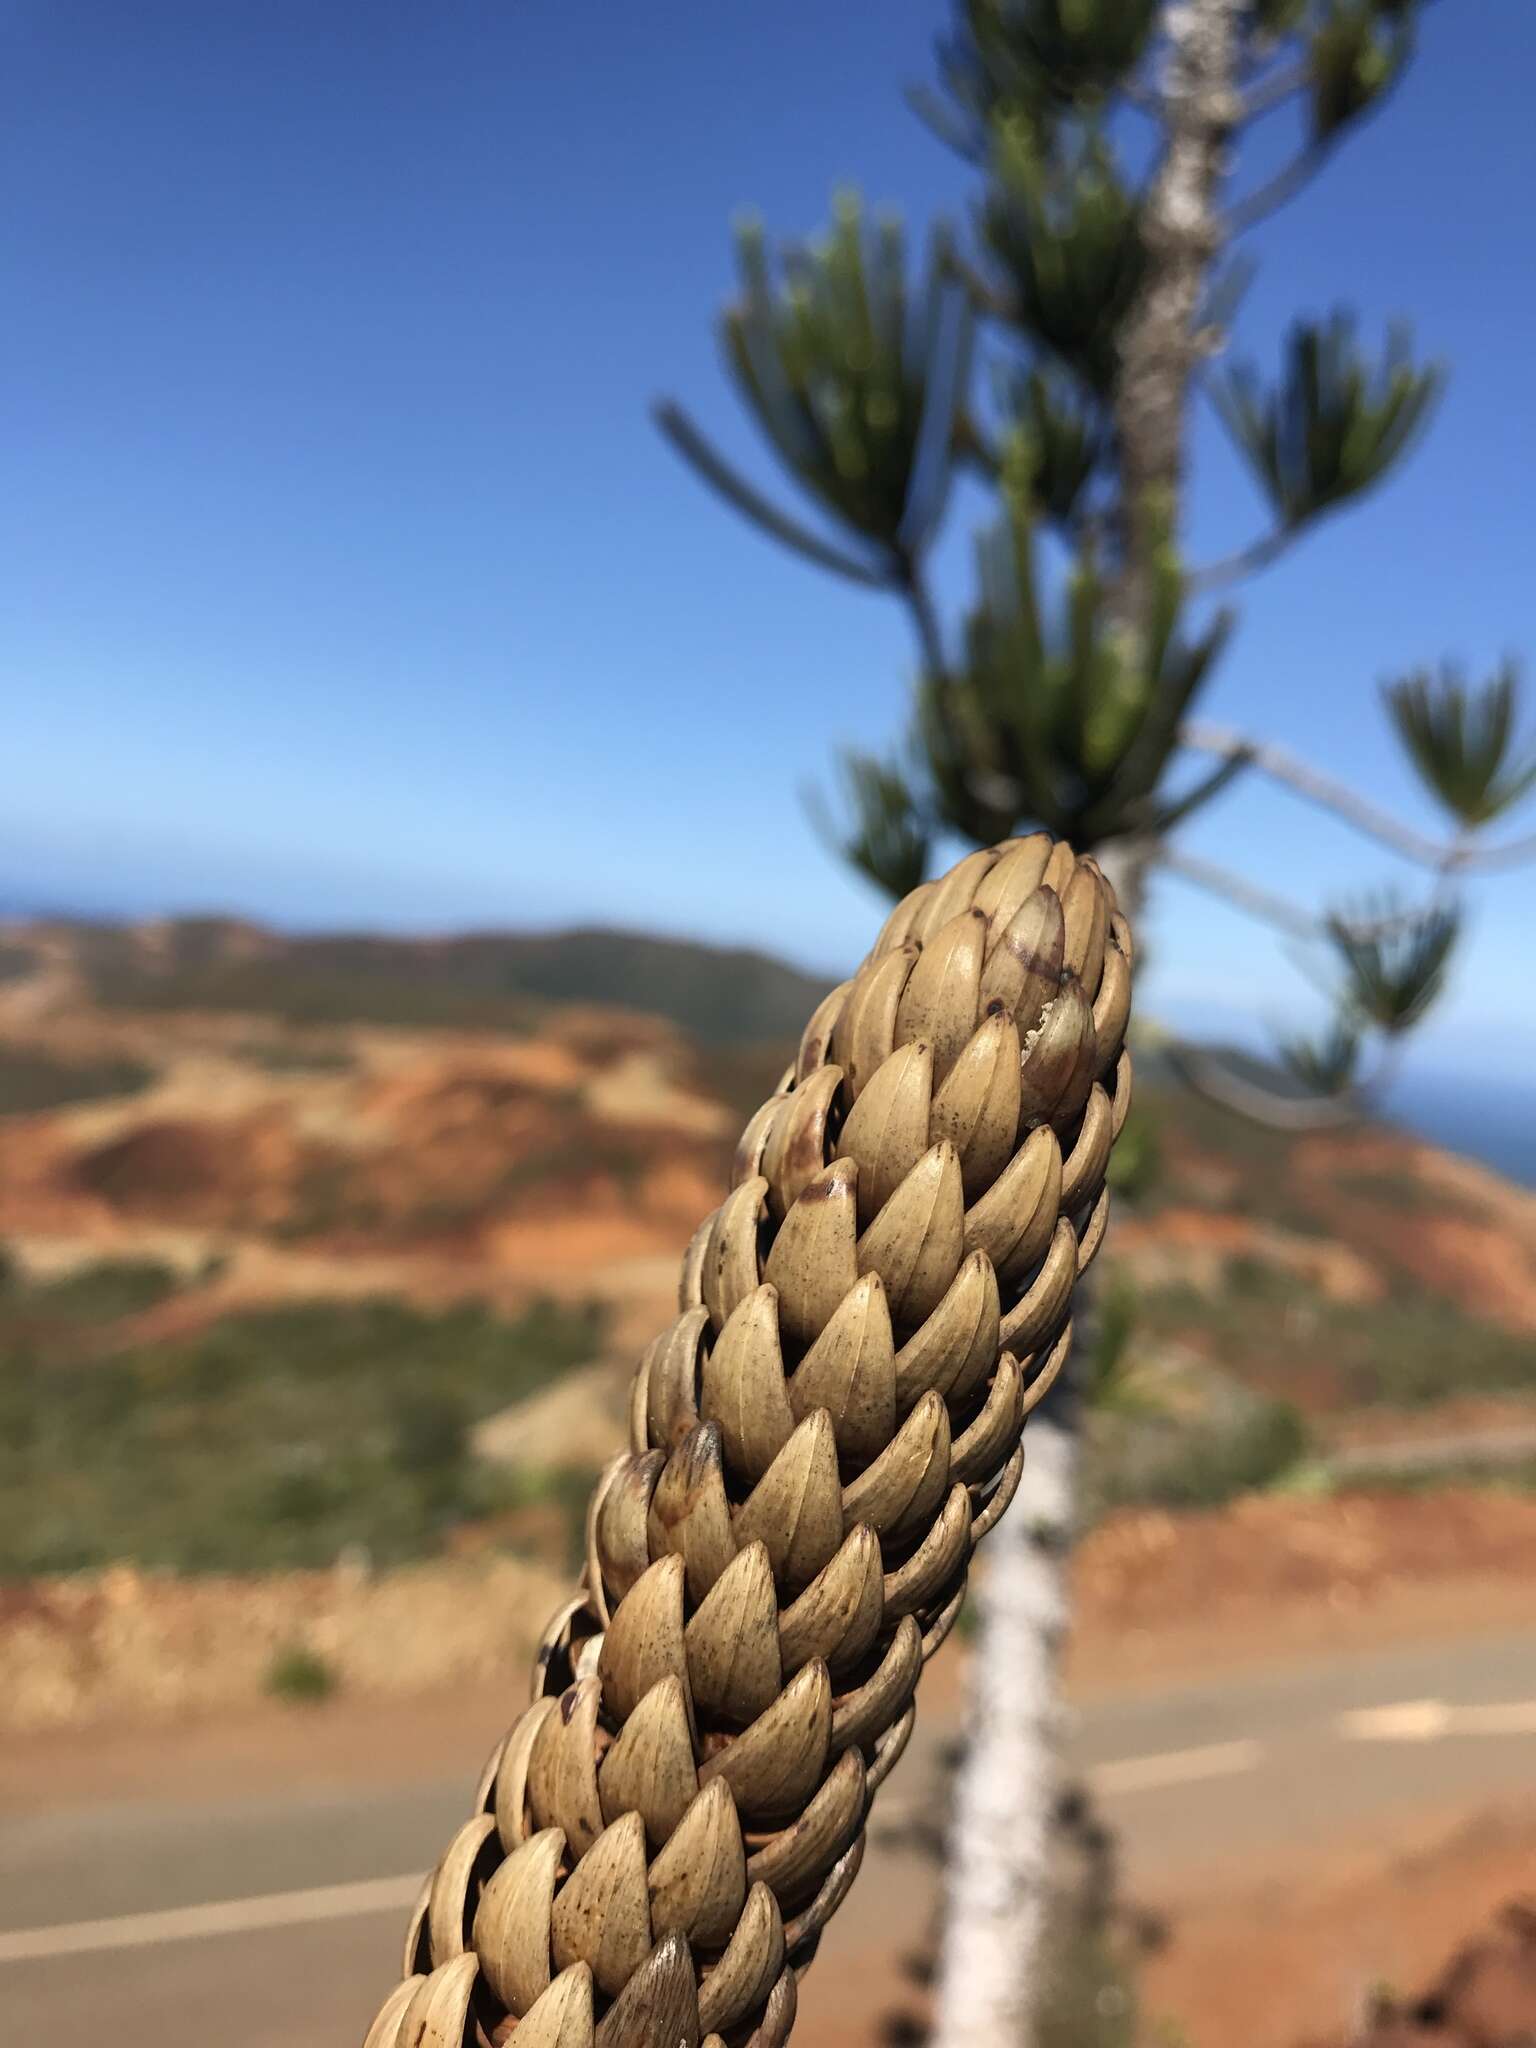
xmin=660 ymin=2 xmax=1536 ymax=2040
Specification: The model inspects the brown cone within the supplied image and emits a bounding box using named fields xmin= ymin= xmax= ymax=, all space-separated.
xmin=360 ymin=831 xmax=1133 ymax=2048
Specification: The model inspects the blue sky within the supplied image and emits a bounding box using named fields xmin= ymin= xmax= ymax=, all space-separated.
xmin=2 ymin=2 xmax=1533 ymax=1083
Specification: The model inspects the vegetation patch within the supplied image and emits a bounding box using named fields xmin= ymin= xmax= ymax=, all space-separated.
xmin=1138 ymin=1264 xmax=1535 ymax=1410
xmin=0 ymin=1284 xmax=603 ymax=1576
xmin=0 ymin=1047 xmax=156 ymax=1115
xmin=0 ymin=1255 xmax=182 ymax=1338
xmin=1092 ymin=1396 xmax=1312 ymax=1514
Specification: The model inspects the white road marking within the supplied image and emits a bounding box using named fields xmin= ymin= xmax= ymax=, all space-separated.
xmin=1090 ymin=1738 xmax=1263 ymax=1795
xmin=0 ymin=1873 xmax=423 ymax=1965
xmin=1457 ymin=1701 xmax=1536 ymax=1736
xmin=1339 ymin=1698 xmax=1452 ymax=1742
xmin=1339 ymin=1698 xmax=1536 ymax=1743
xmin=5 ymin=1698 xmax=1532 ymax=1967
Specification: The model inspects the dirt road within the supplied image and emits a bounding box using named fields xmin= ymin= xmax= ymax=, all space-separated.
xmin=2 ymin=1628 xmax=1533 ymax=2046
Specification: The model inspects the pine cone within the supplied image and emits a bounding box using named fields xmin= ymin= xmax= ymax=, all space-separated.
xmin=363 ymin=832 xmax=1133 ymax=2048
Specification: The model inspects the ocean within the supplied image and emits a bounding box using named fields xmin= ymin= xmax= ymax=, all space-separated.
xmin=1383 ymin=1070 xmax=1536 ymax=1190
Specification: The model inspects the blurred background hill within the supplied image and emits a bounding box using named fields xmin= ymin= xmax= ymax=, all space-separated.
xmin=3 ymin=914 xmax=830 ymax=1042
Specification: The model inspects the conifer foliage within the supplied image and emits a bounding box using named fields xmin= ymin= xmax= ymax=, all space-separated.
xmin=662 ymin=0 xmax=1535 ymax=1104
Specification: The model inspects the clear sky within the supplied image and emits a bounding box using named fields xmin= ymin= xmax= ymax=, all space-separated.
xmin=3 ymin=3 xmax=1533 ymax=1084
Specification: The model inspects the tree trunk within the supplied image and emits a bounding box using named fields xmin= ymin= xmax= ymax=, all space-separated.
xmin=927 ymin=1369 xmax=1081 ymax=2048
xmin=928 ymin=845 xmax=1146 ymax=2048
xmin=1114 ymin=0 xmax=1242 ymax=626
xmin=929 ymin=17 xmax=1240 ymax=2039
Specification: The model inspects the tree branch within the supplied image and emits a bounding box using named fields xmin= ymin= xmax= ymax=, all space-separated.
xmin=1225 ymin=139 xmax=1331 ymax=236
xmin=1186 ymin=521 xmax=1297 ymax=592
xmin=940 ymin=245 xmax=1019 ymax=326
xmin=1166 ymin=1041 xmax=1366 ymax=1130
xmin=901 ymin=557 xmax=950 ymax=681
xmin=1151 ymin=749 xmax=1253 ymax=832
xmin=653 ymin=400 xmax=896 ymax=589
xmin=1226 ymin=37 xmax=1417 ymax=238
xmin=1168 ymin=1028 xmax=1411 ymax=1133
xmin=1152 ymin=843 xmax=1453 ymax=948
xmin=1123 ymin=76 xmax=1165 ymax=116
xmin=904 ymin=83 xmax=989 ymax=166
xmin=1179 ymin=721 xmax=1536 ymax=870
xmin=953 ymin=411 xmax=1002 ymax=482
xmin=1151 ymin=843 xmax=1317 ymax=940
xmin=1237 ymin=58 xmax=1309 ymax=121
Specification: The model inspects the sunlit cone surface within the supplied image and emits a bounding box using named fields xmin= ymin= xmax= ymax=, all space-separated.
xmin=362 ymin=833 xmax=1133 ymax=2048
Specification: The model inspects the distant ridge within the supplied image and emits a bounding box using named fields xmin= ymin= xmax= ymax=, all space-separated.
xmin=9 ymin=914 xmax=835 ymax=1046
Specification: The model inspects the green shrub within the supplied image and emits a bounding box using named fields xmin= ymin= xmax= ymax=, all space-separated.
xmin=501 ymin=1464 xmax=597 ymax=1573
xmin=24 ymin=1258 xmax=181 ymax=1325
xmin=1106 ymin=1098 xmax=1162 ymax=1204
xmin=1224 ymin=1254 xmax=1282 ymax=1298
xmin=265 ymin=1643 xmax=336 ymax=1704
xmin=1084 ymin=1273 xmax=1141 ymax=1410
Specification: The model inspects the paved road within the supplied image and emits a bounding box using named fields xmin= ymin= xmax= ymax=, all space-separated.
xmin=2 ymin=1630 xmax=1533 ymax=2047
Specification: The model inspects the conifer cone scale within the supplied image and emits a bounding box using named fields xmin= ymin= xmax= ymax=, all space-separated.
xmin=361 ymin=832 xmax=1132 ymax=2048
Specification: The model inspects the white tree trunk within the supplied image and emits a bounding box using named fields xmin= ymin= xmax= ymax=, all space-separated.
xmin=929 ymin=830 xmax=1150 ymax=2048
xmin=927 ymin=1406 xmax=1078 ymax=2048
xmin=1114 ymin=0 xmax=1242 ymax=626
xmin=929 ymin=0 xmax=1242 ymax=2031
